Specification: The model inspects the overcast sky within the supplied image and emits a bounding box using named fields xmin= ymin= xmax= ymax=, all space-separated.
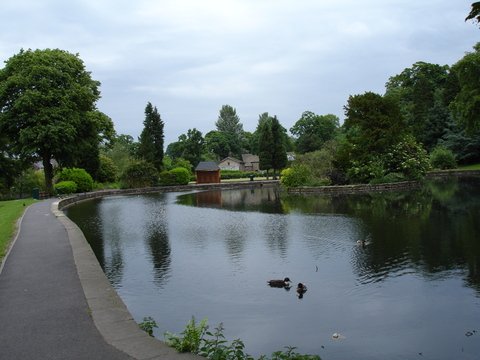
xmin=1 ymin=1 xmax=478 ymax=146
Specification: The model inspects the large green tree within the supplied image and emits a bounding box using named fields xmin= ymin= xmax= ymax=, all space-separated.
xmin=290 ymin=111 xmax=339 ymax=153
xmin=385 ymin=62 xmax=450 ymax=150
xmin=0 ymin=49 xmax=106 ymax=193
xmin=258 ymin=115 xmax=287 ymax=178
xmin=215 ymin=104 xmax=243 ymax=157
xmin=344 ymin=91 xmax=407 ymax=158
xmin=166 ymin=128 xmax=204 ymax=167
xmin=449 ymin=43 xmax=480 ymax=133
xmin=138 ymin=102 xmax=164 ymax=170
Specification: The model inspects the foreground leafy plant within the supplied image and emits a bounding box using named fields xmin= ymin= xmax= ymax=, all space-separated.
xmin=138 ymin=316 xmax=158 ymax=337
xmin=165 ymin=317 xmax=320 ymax=360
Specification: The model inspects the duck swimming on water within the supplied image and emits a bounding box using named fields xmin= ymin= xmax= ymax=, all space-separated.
xmin=296 ymin=283 xmax=307 ymax=298
xmin=267 ymin=277 xmax=291 ymax=288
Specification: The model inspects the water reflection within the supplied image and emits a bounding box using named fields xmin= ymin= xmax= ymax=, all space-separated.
xmin=177 ymin=177 xmax=480 ymax=291
xmin=66 ymin=177 xmax=480 ymax=359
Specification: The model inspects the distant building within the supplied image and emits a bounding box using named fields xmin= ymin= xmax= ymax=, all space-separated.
xmin=241 ymin=154 xmax=260 ymax=172
xmin=218 ymin=157 xmax=243 ymax=171
xmin=218 ymin=154 xmax=260 ymax=172
xmin=195 ymin=161 xmax=221 ymax=184
xmin=287 ymin=152 xmax=296 ymax=162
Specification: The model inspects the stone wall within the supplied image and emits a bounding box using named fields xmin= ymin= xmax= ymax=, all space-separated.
xmin=58 ymin=180 xmax=279 ymax=210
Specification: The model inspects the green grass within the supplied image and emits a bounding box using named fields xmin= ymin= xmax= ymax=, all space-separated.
xmin=0 ymin=198 xmax=37 ymax=260
xmin=458 ymin=163 xmax=480 ymax=170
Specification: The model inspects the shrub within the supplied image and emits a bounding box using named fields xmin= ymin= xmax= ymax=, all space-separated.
xmin=170 ymin=167 xmax=190 ymax=185
xmin=54 ymin=181 xmax=77 ymax=195
xmin=159 ymin=167 xmax=191 ymax=186
xmin=97 ymin=155 xmax=118 ymax=183
xmin=430 ymin=146 xmax=457 ymax=170
xmin=384 ymin=136 xmax=431 ymax=180
xmin=119 ymin=161 xmax=158 ymax=189
xmin=56 ymin=168 xmax=94 ymax=192
xmin=280 ymin=165 xmax=312 ymax=188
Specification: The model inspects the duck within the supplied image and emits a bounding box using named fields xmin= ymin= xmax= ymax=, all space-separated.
xmin=267 ymin=277 xmax=291 ymax=288
xmin=296 ymin=283 xmax=307 ymax=298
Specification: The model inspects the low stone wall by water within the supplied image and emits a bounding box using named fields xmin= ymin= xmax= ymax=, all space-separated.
xmin=287 ymin=180 xmax=421 ymax=195
xmin=58 ymin=180 xmax=279 ymax=210
xmin=287 ymin=169 xmax=480 ymax=195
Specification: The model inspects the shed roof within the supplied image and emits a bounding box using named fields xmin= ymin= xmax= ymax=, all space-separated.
xmin=195 ymin=161 xmax=220 ymax=171
xmin=241 ymin=154 xmax=259 ymax=164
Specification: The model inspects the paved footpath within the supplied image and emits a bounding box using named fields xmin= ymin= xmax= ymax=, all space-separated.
xmin=0 ymin=199 xmax=199 ymax=360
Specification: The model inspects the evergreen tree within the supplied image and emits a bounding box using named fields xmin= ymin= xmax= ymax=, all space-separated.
xmin=258 ymin=115 xmax=287 ymax=178
xmin=138 ymin=102 xmax=164 ymax=171
xmin=215 ymin=105 xmax=243 ymax=157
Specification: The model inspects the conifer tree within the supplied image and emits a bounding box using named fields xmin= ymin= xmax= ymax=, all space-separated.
xmin=138 ymin=102 xmax=164 ymax=171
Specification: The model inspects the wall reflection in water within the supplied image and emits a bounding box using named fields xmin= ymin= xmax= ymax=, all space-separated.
xmin=66 ymin=177 xmax=480 ymax=360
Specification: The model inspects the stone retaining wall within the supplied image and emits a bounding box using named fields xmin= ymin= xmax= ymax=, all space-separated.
xmin=58 ymin=180 xmax=279 ymax=209
xmin=287 ymin=170 xmax=480 ymax=195
xmin=57 ymin=170 xmax=480 ymax=206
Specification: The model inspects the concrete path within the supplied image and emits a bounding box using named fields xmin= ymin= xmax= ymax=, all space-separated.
xmin=0 ymin=199 xmax=200 ymax=360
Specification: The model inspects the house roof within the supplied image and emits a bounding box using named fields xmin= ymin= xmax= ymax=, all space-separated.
xmin=195 ymin=161 xmax=220 ymax=171
xmin=241 ymin=154 xmax=259 ymax=164
xmin=219 ymin=156 xmax=243 ymax=164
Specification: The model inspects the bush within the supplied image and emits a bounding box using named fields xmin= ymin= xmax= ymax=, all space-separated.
xmin=220 ymin=170 xmax=258 ymax=180
xmin=430 ymin=146 xmax=457 ymax=170
xmin=159 ymin=167 xmax=191 ymax=186
xmin=384 ymin=136 xmax=431 ymax=180
xmin=119 ymin=161 xmax=158 ymax=189
xmin=170 ymin=167 xmax=190 ymax=185
xmin=97 ymin=155 xmax=118 ymax=183
xmin=56 ymin=168 xmax=94 ymax=192
xmin=280 ymin=165 xmax=312 ymax=188
xmin=54 ymin=181 xmax=77 ymax=195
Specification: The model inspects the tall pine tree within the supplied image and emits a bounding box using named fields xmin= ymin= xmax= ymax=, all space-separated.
xmin=138 ymin=102 xmax=164 ymax=170
xmin=258 ymin=115 xmax=288 ymax=179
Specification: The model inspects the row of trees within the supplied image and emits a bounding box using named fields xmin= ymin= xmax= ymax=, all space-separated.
xmin=1 ymin=11 xmax=479 ymax=195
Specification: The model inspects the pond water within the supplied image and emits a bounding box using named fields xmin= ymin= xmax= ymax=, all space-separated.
xmin=66 ymin=177 xmax=480 ymax=360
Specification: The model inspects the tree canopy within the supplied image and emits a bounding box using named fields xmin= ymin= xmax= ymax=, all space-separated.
xmin=138 ymin=102 xmax=164 ymax=170
xmin=449 ymin=43 xmax=480 ymax=133
xmin=290 ymin=111 xmax=339 ymax=153
xmin=0 ymin=48 xmax=108 ymax=193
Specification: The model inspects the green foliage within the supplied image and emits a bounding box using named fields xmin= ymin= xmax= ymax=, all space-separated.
xmin=466 ymin=2 xmax=480 ymax=25
xmin=214 ymin=105 xmax=244 ymax=158
xmin=258 ymin=115 xmax=288 ymax=176
xmin=280 ymin=165 xmax=312 ymax=188
xmin=220 ymin=170 xmax=258 ymax=180
xmin=138 ymin=102 xmax=164 ymax=170
xmin=430 ymin=146 xmax=457 ymax=170
xmin=138 ymin=316 xmax=158 ymax=337
xmin=290 ymin=111 xmax=339 ymax=154
xmin=158 ymin=167 xmax=190 ymax=185
xmin=54 ymin=181 xmax=78 ymax=195
xmin=347 ymin=157 xmax=386 ymax=184
xmin=165 ymin=317 xmax=208 ymax=353
xmin=97 ymin=155 xmax=118 ymax=183
xmin=344 ymin=92 xmax=407 ymax=159
xmin=119 ymin=161 xmax=158 ymax=189
xmin=0 ymin=49 xmax=103 ymax=194
xmin=449 ymin=43 xmax=480 ymax=133
xmin=56 ymin=168 xmax=94 ymax=192
xmin=383 ymin=135 xmax=431 ymax=180
xmin=165 ymin=317 xmax=320 ymax=360
xmin=385 ymin=62 xmax=449 ymax=149
xmin=0 ymin=199 xmax=37 ymax=259
xmin=8 ymin=169 xmax=45 ymax=199
xmin=166 ymin=128 xmax=205 ymax=167
xmin=103 ymin=134 xmax=138 ymax=176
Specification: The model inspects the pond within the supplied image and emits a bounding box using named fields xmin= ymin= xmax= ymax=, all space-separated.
xmin=65 ymin=177 xmax=480 ymax=360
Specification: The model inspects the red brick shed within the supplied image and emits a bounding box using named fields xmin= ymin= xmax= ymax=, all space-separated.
xmin=195 ymin=161 xmax=221 ymax=184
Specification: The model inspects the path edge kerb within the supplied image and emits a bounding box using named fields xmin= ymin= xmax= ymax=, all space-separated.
xmin=51 ymin=199 xmax=203 ymax=360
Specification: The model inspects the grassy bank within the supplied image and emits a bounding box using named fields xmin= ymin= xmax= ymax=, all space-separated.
xmin=0 ymin=199 xmax=36 ymax=260
xmin=459 ymin=163 xmax=480 ymax=170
